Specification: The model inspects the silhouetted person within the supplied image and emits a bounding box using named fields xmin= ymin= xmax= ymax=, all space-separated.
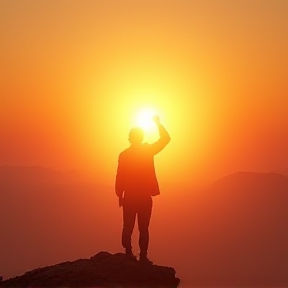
xmin=115 ymin=115 xmax=171 ymax=264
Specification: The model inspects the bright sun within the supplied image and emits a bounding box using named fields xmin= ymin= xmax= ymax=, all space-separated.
xmin=135 ymin=109 xmax=155 ymax=131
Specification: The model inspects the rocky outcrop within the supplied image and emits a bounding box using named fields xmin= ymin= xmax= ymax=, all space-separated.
xmin=0 ymin=252 xmax=180 ymax=287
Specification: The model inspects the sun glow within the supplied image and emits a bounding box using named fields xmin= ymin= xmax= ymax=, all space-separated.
xmin=135 ymin=109 xmax=156 ymax=131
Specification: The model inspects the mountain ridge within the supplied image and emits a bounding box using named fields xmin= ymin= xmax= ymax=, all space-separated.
xmin=212 ymin=170 xmax=288 ymax=186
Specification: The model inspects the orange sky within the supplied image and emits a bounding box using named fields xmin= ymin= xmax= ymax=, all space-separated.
xmin=0 ymin=0 xmax=287 ymax=185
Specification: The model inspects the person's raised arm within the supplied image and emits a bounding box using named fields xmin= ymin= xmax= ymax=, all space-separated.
xmin=149 ymin=115 xmax=171 ymax=155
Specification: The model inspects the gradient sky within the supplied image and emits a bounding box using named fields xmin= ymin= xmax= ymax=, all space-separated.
xmin=1 ymin=0 xmax=287 ymax=185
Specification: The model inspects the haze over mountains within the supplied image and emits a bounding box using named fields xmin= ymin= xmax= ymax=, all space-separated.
xmin=271 ymin=168 xmax=288 ymax=178
xmin=1 ymin=166 xmax=287 ymax=287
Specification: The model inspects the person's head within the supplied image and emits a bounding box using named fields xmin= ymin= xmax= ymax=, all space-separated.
xmin=128 ymin=127 xmax=144 ymax=144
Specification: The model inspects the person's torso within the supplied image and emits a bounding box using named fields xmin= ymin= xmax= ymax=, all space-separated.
xmin=120 ymin=144 xmax=159 ymax=197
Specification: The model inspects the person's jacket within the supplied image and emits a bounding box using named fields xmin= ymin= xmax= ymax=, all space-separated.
xmin=115 ymin=124 xmax=170 ymax=199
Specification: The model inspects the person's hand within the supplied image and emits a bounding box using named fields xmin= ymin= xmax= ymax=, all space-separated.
xmin=119 ymin=197 xmax=124 ymax=207
xmin=152 ymin=115 xmax=161 ymax=125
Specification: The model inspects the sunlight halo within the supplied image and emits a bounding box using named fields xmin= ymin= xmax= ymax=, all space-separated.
xmin=135 ymin=109 xmax=156 ymax=132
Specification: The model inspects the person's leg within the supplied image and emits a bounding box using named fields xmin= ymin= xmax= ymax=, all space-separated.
xmin=122 ymin=202 xmax=137 ymax=255
xmin=137 ymin=197 xmax=153 ymax=260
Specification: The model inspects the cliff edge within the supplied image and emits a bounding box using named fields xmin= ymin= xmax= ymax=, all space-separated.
xmin=0 ymin=251 xmax=180 ymax=288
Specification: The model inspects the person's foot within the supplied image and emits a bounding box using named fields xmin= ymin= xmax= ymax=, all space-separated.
xmin=139 ymin=256 xmax=153 ymax=265
xmin=125 ymin=249 xmax=137 ymax=262
xmin=126 ymin=253 xmax=137 ymax=261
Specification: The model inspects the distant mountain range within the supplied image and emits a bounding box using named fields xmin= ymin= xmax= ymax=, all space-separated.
xmin=214 ymin=170 xmax=288 ymax=185
xmin=0 ymin=165 xmax=115 ymax=281
xmin=174 ymin=171 xmax=288 ymax=286
xmin=1 ymin=166 xmax=287 ymax=286
xmin=271 ymin=168 xmax=288 ymax=178
xmin=0 ymin=165 xmax=87 ymax=184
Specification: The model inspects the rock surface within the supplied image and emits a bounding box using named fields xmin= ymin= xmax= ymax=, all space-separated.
xmin=0 ymin=251 xmax=180 ymax=287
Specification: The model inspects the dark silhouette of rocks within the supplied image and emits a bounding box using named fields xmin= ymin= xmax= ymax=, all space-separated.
xmin=0 ymin=251 xmax=180 ymax=288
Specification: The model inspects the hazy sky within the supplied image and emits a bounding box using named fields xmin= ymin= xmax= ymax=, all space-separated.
xmin=1 ymin=0 xmax=287 ymax=185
